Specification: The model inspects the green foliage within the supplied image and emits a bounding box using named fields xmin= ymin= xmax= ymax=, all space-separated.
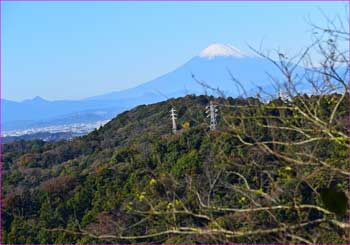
xmin=171 ymin=150 xmax=200 ymax=177
xmin=2 ymin=94 xmax=349 ymax=244
xmin=321 ymin=188 xmax=347 ymax=215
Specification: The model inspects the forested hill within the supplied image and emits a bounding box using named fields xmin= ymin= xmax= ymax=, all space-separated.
xmin=2 ymin=94 xmax=349 ymax=244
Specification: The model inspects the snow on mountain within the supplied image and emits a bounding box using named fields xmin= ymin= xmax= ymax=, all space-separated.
xmin=199 ymin=43 xmax=247 ymax=59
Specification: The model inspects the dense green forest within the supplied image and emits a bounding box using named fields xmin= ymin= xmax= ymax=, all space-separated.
xmin=2 ymin=93 xmax=349 ymax=244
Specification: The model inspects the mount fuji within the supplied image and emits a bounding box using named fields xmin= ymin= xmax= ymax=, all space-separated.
xmin=86 ymin=43 xmax=292 ymax=105
xmin=2 ymin=44 xmax=303 ymax=133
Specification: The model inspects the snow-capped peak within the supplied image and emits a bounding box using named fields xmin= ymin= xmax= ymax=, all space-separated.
xmin=199 ymin=43 xmax=246 ymax=59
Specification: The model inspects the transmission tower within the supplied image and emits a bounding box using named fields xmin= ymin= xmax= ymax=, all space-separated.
xmin=205 ymin=101 xmax=218 ymax=131
xmin=278 ymin=89 xmax=288 ymax=101
xmin=170 ymin=107 xmax=177 ymax=134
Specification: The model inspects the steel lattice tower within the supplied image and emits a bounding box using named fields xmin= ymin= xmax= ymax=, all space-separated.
xmin=205 ymin=101 xmax=218 ymax=131
xmin=170 ymin=107 xmax=177 ymax=134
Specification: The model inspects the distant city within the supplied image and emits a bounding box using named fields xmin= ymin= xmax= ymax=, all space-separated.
xmin=2 ymin=120 xmax=109 ymax=138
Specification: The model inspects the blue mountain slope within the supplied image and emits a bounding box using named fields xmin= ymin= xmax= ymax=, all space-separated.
xmin=86 ymin=56 xmax=289 ymax=106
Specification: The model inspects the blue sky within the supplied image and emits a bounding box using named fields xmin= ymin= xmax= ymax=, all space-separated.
xmin=2 ymin=1 xmax=348 ymax=101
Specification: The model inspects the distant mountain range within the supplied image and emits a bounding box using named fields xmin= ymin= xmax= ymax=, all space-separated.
xmin=2 ymin=97 xmax=124 ymax=131
xmin=2 ymin=43 xmax=312 ymax=133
